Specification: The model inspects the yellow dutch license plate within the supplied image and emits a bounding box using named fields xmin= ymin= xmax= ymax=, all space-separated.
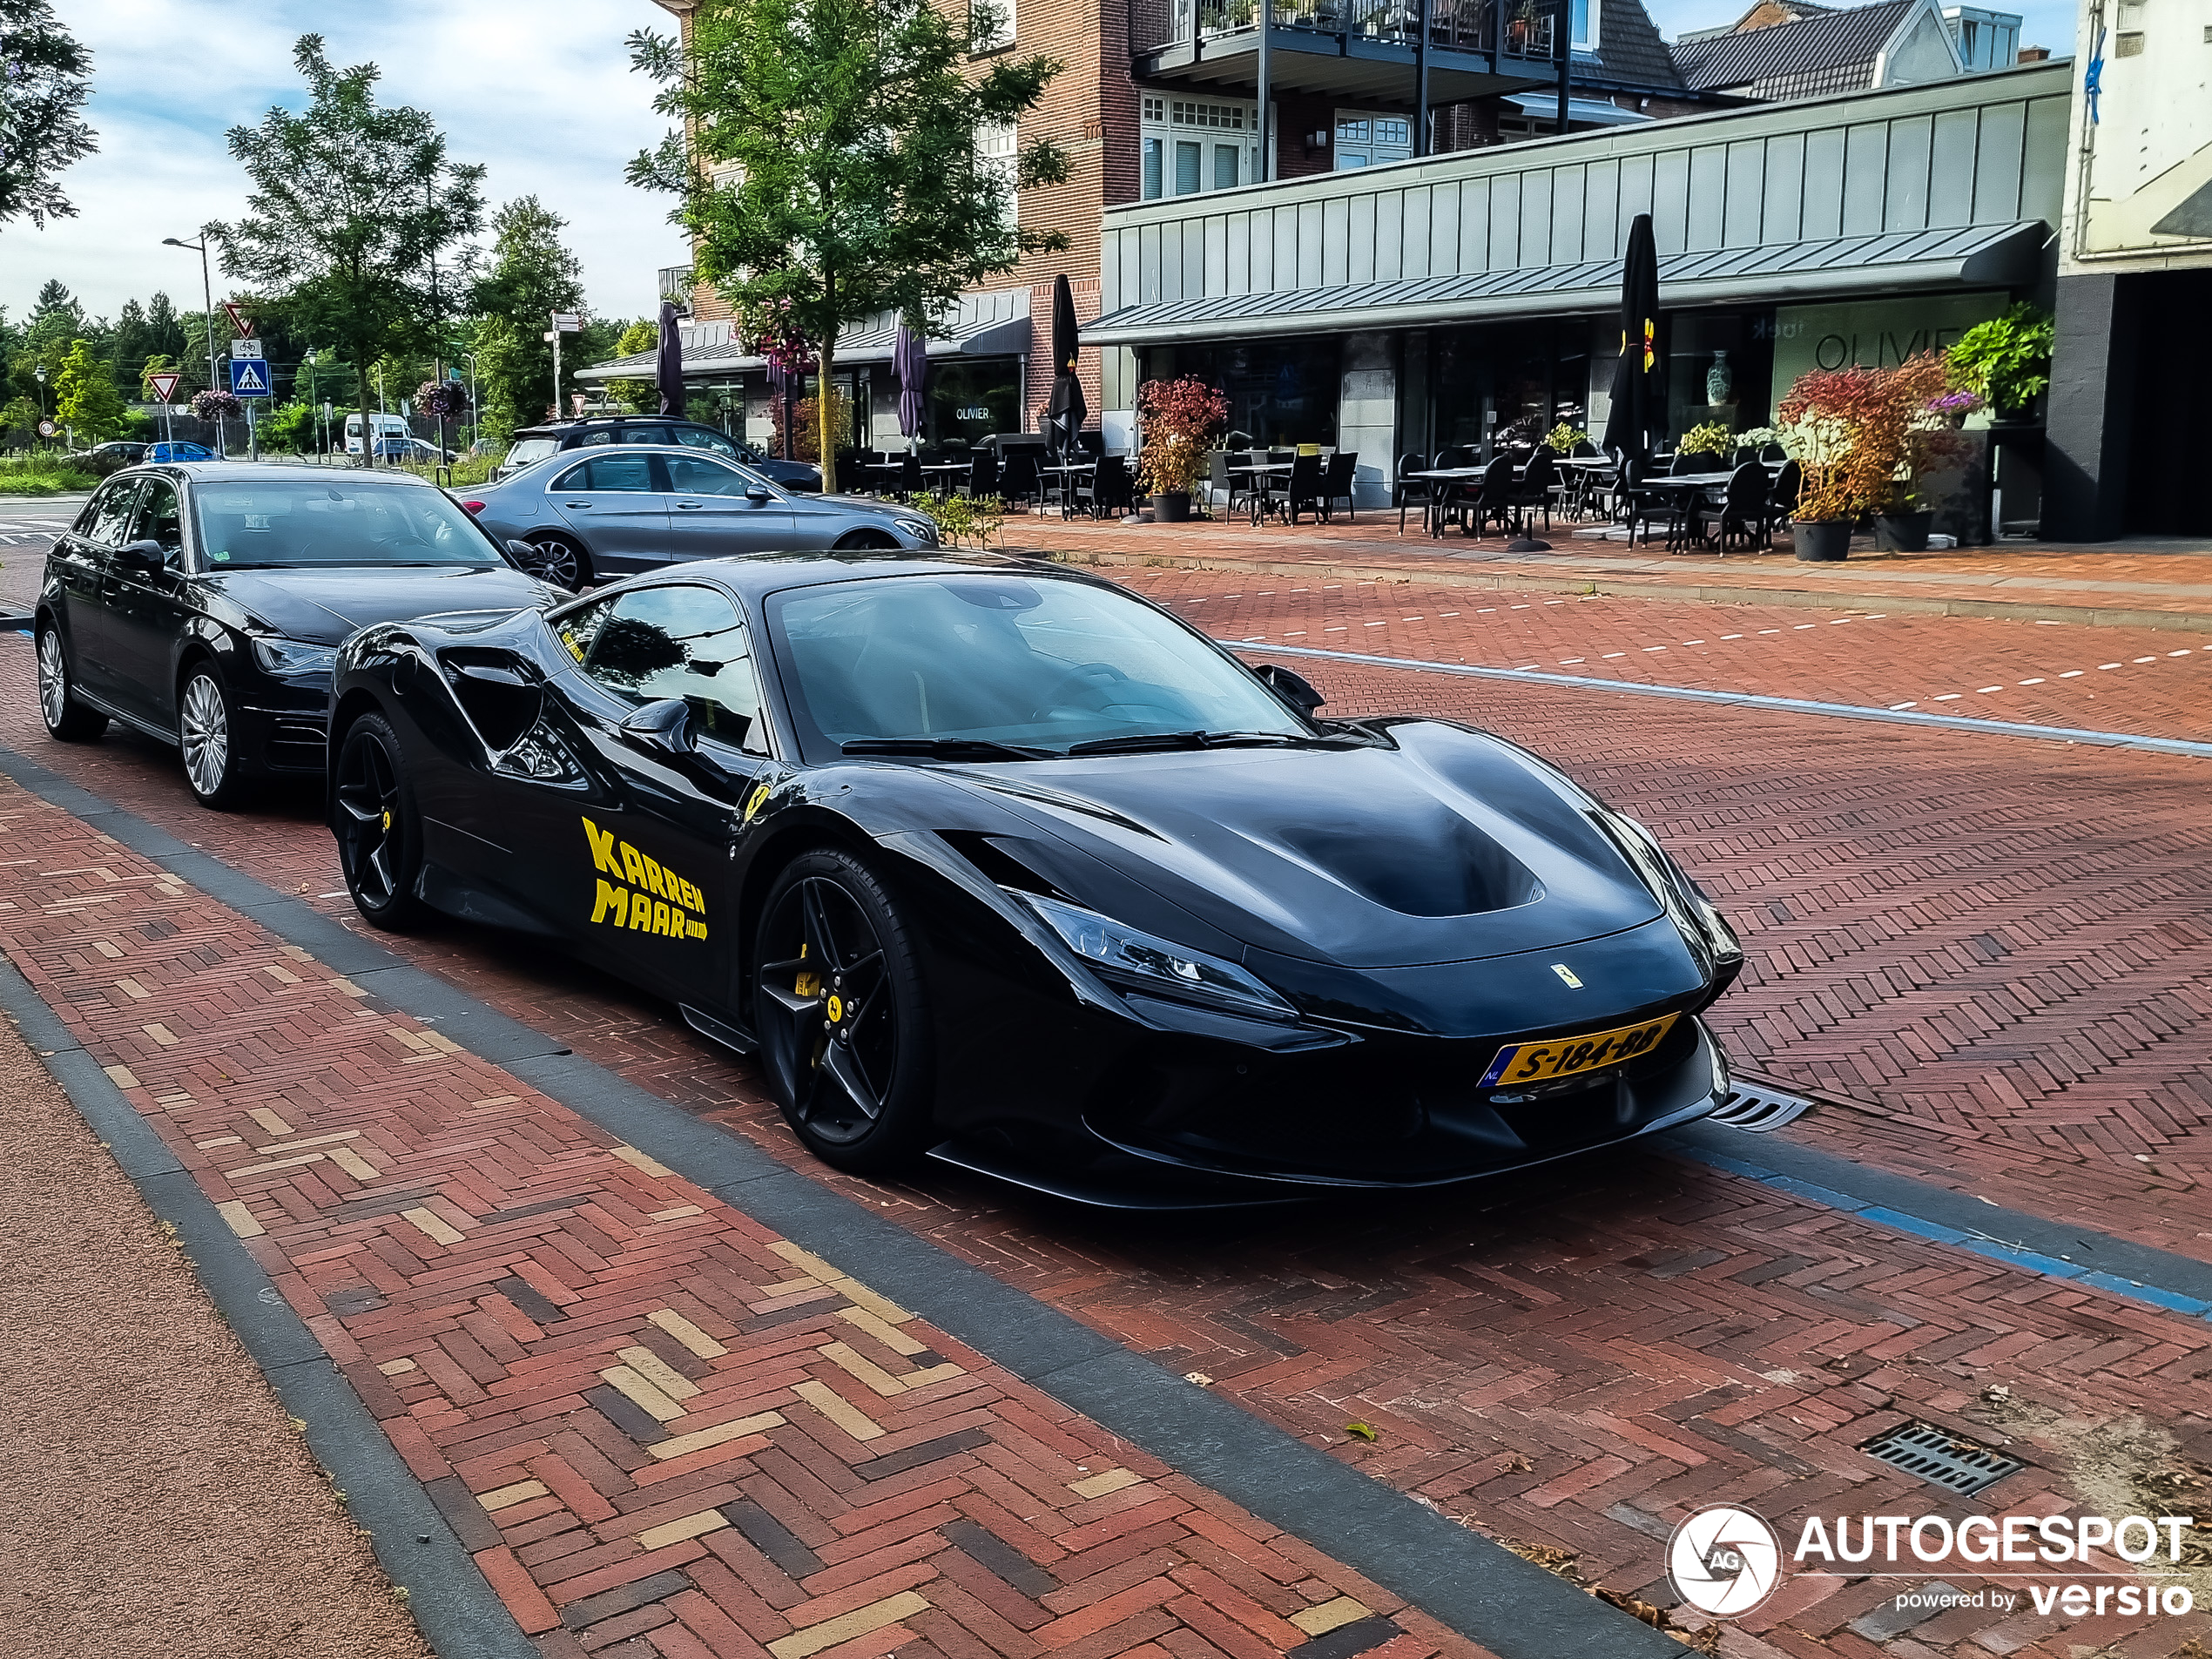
xmin=1479 ymin=1014 xmax=1679 ymax=1089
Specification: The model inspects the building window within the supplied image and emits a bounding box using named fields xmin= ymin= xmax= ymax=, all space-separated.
xmin=1138 ymin=94 xmax=1258 ymax=199
xmin=1334 ymin=111 xmax=1410 ymax=169
xmin=971 ymin=0 xmax=1014 ymax=51
xmin=1570 ymin=0 xmax=1596 ymax=50
xmin=976 ymin=120 xmax=1018 ymax=229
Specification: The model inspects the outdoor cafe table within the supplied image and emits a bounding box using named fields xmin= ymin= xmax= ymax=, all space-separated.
xmin=1227 ymin=461 xmax=1298 ymax=524
xmin=1036 ymin=461 xmax=1095 ymax=518
xmin=918 ymin=462 xmax=969 ymax=489
xmin=1629 ymin=471 xmax=1743 ymax=550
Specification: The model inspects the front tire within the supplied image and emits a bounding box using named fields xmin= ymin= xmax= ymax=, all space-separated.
xmin=36 ymin=624 xmax=108 ymax=741
xmin=332 ymin=713 xmax=429 ymax=930
xmin=752 ymin=849 xmax=935 ymax=1174
xmin=179 ymin=664 xmax=250 ymax=809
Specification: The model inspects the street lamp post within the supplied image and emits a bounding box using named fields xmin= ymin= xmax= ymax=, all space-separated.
xmin=162 ymin=234 xmax=225 ymax=459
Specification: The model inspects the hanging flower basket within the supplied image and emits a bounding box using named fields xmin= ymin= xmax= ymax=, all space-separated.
xmin=191 ymin=389 xmax=244 ymax=421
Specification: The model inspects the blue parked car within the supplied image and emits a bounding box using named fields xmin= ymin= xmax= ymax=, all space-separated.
xmin=145 ymin=442 xmax=215 ymax=463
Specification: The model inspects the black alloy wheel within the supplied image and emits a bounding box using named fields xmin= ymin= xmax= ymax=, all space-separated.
xmin=753 ymin=849 xmax=934 ymax=1172
xmin=334 ymin=713 xmax=428 ymax=930
xmin=523 ymin=534 xmax=590 ymax=591
xmin=36 ymin=624 xmax=108 ymax=740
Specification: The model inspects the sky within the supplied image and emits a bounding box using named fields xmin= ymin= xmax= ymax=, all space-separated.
xmin=3 ymin=0 xmax=2077 ymax=332
xmin=0 ymin=0 xmax=693 ymax=329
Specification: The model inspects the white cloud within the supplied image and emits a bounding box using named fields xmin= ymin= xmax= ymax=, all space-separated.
xmin=0 ymin=0 xmax=691 ymax=327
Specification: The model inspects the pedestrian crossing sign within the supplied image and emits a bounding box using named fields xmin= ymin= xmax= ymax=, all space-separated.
xmin=228 ymin=357 xmax=271 ymax=398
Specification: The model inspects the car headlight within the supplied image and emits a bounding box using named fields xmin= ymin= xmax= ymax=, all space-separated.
xmin=1593 ymin=807 xmax=1742 ymax=969
xmin=891 ymin=516 xmax=937 ymax=543
xmin=251 ymin=637 xmax=341 ymax=680
xmin=1015 ymin=891 xmax=1298 ymax=1022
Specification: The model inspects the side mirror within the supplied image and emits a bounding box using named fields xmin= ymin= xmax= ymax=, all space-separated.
xmin=116 ymin=537 xmax=169 ymax=571
xmin=505 ymin=539 xmax=536 ymax=561
xmin=618 ymin=697 xmax=698 ymax=763
xmin=745 ymin=486 xmax=773 ymax=504
xmin=1254 ymin=662 xmax=1325 ymax=715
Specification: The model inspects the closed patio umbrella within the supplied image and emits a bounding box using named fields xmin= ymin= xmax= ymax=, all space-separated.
xmin=1601 ymin=213 xmax=1663 ymax=466
xmin=894 ymin=322 xmax=927 ymax=441
xmin=655 ymin=301 xmax=685 ymax=419
xmin=1042 ymin=274 xmax=1085 ymax=458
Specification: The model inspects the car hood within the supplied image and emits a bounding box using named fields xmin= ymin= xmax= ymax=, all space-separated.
xmin=199 ymin=566 xmax=556 ymax=644
xmin=939 ymin=722 xmax=1666 ymax=969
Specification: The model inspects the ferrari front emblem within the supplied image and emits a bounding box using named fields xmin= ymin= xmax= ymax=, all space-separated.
xmin=1552 ymin=964 xmax=1584 ymax=988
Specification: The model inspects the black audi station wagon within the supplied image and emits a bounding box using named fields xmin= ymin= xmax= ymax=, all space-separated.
xmin=34 ymin=462 xmax=562 ymax=807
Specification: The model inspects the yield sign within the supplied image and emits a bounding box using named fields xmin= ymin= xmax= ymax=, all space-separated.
xmin=221 ymin=300 xmax=254 ymax=339
xmin=148 ymin=371 xmax=183 ymax=403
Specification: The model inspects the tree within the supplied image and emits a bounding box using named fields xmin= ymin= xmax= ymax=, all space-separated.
xmin=0 ymin=1 xmax=97 ymax=228
xmin=628 ymin=0 xmax=1066 ymax=491
xmin=469 ymin=196 xmax=586 ymax=429
xmin=144 ymin=293 xmax=189 ymax=362
xmin=53 ymin=337 xmax=123 ymax=442
xmin=209 ymin=35 xmax=483 ymax=465
xmin=606 ymin=319 xmax=659 ymax=414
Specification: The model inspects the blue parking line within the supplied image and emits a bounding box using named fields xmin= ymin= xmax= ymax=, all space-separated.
xmin=1682 ymin=1148 xmax=2212 ymax=1323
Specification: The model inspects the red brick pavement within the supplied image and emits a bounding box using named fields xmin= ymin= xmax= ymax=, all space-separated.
xmin=997 ymin=516 xmax=2212 ymax=628
xmin=3 ymin=637 xmax=2210 ymax=1656
xmin=0 ymin=775 xmax=1487 ymax=1659
xmin=1105 ymin=570 xmax=2212 ymax=744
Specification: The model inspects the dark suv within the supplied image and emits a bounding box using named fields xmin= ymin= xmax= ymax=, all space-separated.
xmin=498 ymin=417 xmax=821 ymax=492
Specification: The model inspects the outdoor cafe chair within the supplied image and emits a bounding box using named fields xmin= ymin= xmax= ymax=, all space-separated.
xmin=1085 ymin=454 xmax=1134 ymax=518
xmin=1716 ymin=461 xmax=1772 ymax=554
xmin=1470 ymin=454 xmax=1518 ymax=538
xmin=1765 ymin=460 xmax=1802 ymax=539
xmin=997 ymin=448 xmax=1040 ymax=511
xmin=1760 ymin=442 xmax=1787 ymax=463
xmin=1732 ymin=445 xmax=1759 ymax=469
xmin=897 ymin=452 xmax=925 ymax=500
xmin=1393 ymin=451 xmax=1429 ymax=533
xmin=1621 ymin=458 xmax=1690 ymax=550
xmin=1509 ymin=447 xmax=1558 ymax=534
xmin=1211 ymin=450 xmax=1249 ymax=519
xmin=1262 ymin=452 xmax=1323 ymax=523
xmin=1319 ymin=452 xmax=1358 ymax=523
xmin=964 ymin=449 xmax=999 ymax=500
xmin=1673 ymin=448 xmax=1722 ymax=475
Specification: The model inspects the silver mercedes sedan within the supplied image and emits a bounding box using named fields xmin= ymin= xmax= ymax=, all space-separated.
xmin=458 ymin=444 xmax=940 ymax=590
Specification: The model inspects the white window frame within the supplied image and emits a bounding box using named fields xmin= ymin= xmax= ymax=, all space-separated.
xmin=976 ymin=119 xmax=1019 ymax=230
xmin=1138 ymin=95 xmax=1260 ymax=200
xmin=1569 ymin=0 xmax=1598 ymax=51
xmin=1332 ymin=109 xmax=1412 ymax=170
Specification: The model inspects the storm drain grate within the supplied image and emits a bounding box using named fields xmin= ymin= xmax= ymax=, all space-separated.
xmin=1710 ymin=1077 xmax=1817 ymax=1133
xmin=1861 ymin=1421 xmax=2026 ymax=1496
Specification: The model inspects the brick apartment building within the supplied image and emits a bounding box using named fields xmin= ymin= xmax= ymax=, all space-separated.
xmin=582 ymin=0 xmax=2026 ymax=457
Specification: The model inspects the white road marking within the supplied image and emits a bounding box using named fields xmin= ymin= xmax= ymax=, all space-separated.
xmin=1890 ymin=701 xmax=1918 ymax=710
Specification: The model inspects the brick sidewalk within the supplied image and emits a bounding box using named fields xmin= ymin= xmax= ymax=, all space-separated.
xmin=994 ymin=517 xmax=2212 ymax=631
xmin=3 ymin=632 xmax=2210 ymax=1657
xmin=0 ymin=774 xmax=1490 ymax=1659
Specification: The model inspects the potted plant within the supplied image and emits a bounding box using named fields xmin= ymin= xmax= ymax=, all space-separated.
xmin=1777 ymin=351 xmax=1963 ymax=559
xmin=1946 ymin=302 xmax=2054 ymax=424
xmin=1544 ymin=420 xmax=1588 ymax=453
xmin=1775 ymin=383 xmax=1863 ymax=561
xmin=1136 ymin=374 xmax=1231 ymax=522
xmin=1677 ymin=419 xmax=1732 ymax=457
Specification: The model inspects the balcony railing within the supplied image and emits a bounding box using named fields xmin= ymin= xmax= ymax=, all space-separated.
xmin=1140 ymin=0 xmax=1553 ymax=58
xmin=658 ymin=265 xmax=697 ymax=314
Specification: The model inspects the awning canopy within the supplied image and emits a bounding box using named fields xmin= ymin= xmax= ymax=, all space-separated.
xmin=1503 ymin=93 xmax=1653 ymax=126
xmin=574 ymin=287 xmax=1033 ymax=382
xmin=1083 ymin=220 xmax=2045 ymax=347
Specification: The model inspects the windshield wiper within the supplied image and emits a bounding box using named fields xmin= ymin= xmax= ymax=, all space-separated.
xmin=841 ymin=738 xmax=1055 ymax=761
xmin=1062 ymin=730 xmax=1308 ymax=757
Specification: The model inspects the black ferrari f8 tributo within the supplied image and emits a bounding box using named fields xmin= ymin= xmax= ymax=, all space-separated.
xmin=326 ymin=553 xmax=1742 ymax=1206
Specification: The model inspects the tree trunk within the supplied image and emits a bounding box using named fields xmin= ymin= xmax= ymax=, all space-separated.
xmin=817 ymin=331 xmax=839 ymax=496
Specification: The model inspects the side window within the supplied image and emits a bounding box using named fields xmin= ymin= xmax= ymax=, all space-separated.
xmin=673 ymin=427 xmax=739 ymax=457
xmin=617 ymin=426 xmax=671 ymax=445
xmin=552 ymin=595 xmax=615 ymax=664
xmin=552 ymin=462 xmax=592 ymax=493
xmin=578 ymin=429 xmax=614 ymax=447
xmin=665 ymin=455 xmax=752 ymax=496
xmin=131 ymin=478 xmax=185 ymax=562
xmin=583 ymin=454 xmax=658 ymax=493
xmin=578 ymin=583 xmax=771 ymax=756
xmin=84 ymin=479 xmax=143 ymax=548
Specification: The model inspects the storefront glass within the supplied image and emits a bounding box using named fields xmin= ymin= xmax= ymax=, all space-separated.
xmin=1430 ymin=318 xmax=1598 ymax=454
xmin=1662 ymin=308 xmax=1776 ymax=448
xmin=923 ymin=357 xmax=1022 ymax=446
xmin=1144 ymin=338 xmax=1342 ymax=447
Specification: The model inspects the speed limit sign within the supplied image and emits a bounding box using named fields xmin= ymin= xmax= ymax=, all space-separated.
xmin=37 ymin=419 xmax=56 ymax=437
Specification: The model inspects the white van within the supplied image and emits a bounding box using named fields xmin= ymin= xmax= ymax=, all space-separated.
xmin=344 ymin=413 xmax=415 ymax=455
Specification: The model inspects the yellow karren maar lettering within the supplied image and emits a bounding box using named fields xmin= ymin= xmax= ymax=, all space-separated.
xmin=581 ymin=816 xmax=708 ymax=941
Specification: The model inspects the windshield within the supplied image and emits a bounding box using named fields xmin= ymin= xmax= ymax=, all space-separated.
xmin=192 ymin=481 xmax=503 ymax=570
xmin=766 ymin=574 xmax=1308 ymax=761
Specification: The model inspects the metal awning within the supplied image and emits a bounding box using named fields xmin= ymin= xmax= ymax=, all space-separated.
xmin=574 ymin=288 xmax=1033 ymax=382
xmin=1503 ymin=93 xmax=1653 ymax=125
xmin=1084 ymin=220 xmax=2045 ymax=347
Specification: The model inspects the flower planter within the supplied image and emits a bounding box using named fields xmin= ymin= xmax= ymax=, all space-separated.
xmin=1794 ymin=520 xmax=1852 ymax=562
xmin=1150 ymin=491 xmax=1191 ymax=523
xmin=1872 ymin=509 xmax=1932 ymax=552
